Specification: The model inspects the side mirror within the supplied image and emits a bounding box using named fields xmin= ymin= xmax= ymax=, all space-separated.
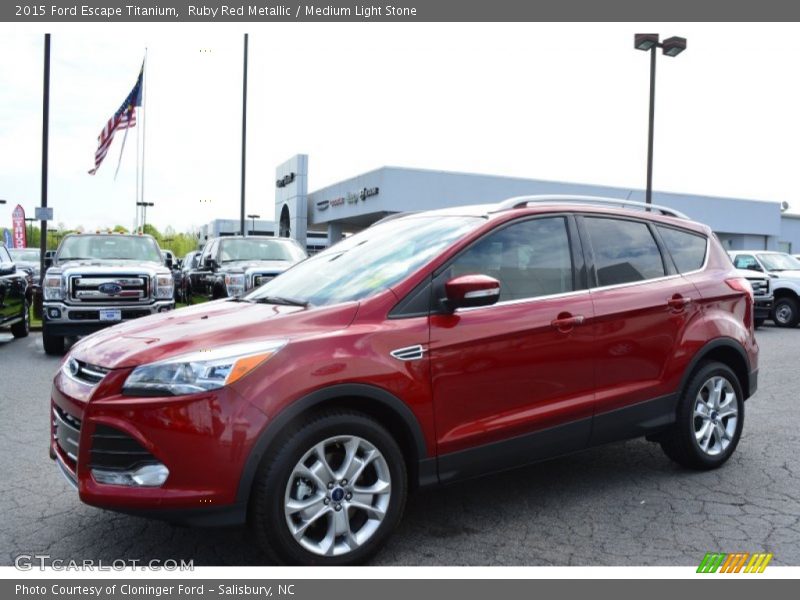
xmin=0 ymin=262 xmax=15 ymax=276
xmin=203 ymin=257 xmax=217 ymax=270
xmin=44 ymin=256 xmax=53 ymax=269
xmin=443 ymin=274 xmax=500 ymax=311
xmin=164 ymin=255 xmax=174 ymax=269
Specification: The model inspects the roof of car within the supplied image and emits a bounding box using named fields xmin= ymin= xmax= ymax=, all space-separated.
xmin=385 ymin=196 xmax=707 ymax=234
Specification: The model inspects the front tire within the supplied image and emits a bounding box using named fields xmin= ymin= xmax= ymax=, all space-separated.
xmin=660 ymin=361 xmax=744 ymax=470
xmin=772 ymin=296 xmax=800 ymax=328
xmin=42 ymin=326 xmax=65 ymax=355
xmin=11 ymin=300 xmax=29 ymax=338
xmin=249 ymin=410 xmax=407 ymax=565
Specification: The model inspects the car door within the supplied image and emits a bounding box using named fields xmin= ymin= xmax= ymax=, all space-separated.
xmin=429 ymin=215 xmax=595 ymax=482
xmin=195 ymin=240 xmax=217 ymax=296
xmin=0 ymin=246 xmax=22 ymax=324
xmin=578 ymin=215 xmax=702 ymax=444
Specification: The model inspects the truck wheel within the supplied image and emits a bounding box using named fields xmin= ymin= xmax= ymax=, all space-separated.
xmin=11 ymin=300 xmax=30 ymax=338
xmin=754 ymin=318 xmax=765 ymax=329
xmin=660 ymin=361 xmax=744 ymax=470
xmin=42 ymin=327 xmax=66 ymax=355
xmin=772 ymin=297 xmax=800 ymax=328
xmin=249 ymin=410 xmax=407 ymax=565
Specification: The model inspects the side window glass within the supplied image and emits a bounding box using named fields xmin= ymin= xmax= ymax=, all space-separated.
xmin=585 ymin=217 xmax=666 ymax=286
xmin=448 ymin=217 xmax=574 ymax=302
xmin=657 ymin=226 xmax=708 ymax=273
xmin=733 ymin=254 xmax=759 ymax=271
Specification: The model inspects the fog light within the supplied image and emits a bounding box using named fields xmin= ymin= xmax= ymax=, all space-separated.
xmin=91 ymin=463 xmax=169 ymax=487
xmin=158 ymin=306 xmax=171 ymax=313
xmin=48 ymin=308 xmax=61 ymax=319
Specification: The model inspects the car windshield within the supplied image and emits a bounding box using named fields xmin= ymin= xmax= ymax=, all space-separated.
xmin=57 ymin=235 xmax=162 ymax=262
xmin=220 ymin=238 xmax=306 ymax=262
xmin=245 ymin=215 xmax=484 ymax=307
xmin=9 ymin=249 xmax=39 ymax=262
xmin=757 ymin=253 xmax=800 ymax=271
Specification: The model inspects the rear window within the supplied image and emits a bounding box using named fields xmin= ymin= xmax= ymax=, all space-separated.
xmin=657 ymin=226 xmax=708 ymax=273
xmin=584 ymin=217 xmax=665 ymax=286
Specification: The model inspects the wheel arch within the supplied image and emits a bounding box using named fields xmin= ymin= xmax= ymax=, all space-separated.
xmin=680 ymin=338 xmax=752 ymax=401
xmin=236 ymin=383 xmax=435 ymax=507
xmin=772 ymin=285 xmax=800 ymax=300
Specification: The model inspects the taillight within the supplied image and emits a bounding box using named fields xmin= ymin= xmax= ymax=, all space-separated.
xmin=726 ymin=277 xmax=754 ymax=329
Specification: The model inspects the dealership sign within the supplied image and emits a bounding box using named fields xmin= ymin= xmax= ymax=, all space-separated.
xmin=323 ymin=187 xmax=380 ymax=209
xmin=11 ymin=204 xmax=26 ymax=248
xmin=276 ymin=172 xmax=296 ymax=188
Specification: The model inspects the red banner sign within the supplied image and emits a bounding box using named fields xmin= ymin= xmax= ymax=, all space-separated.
xmin=11 ymin=204 xmax=27 ymax=248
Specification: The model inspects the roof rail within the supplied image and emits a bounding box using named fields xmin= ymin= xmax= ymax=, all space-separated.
xmin=493 ymin=195 xmax=689 ymax=220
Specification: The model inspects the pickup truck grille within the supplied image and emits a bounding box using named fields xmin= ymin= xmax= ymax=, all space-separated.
xmin=68 ymin=274 xmax=149 ymax=304
xmin=252 ymin=273 xmax=276 ymax=287
xmin=747 ymin=278 xmax=770 ymax=297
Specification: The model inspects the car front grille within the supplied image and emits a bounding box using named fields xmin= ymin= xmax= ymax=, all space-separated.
xmin=68 ymin=309 xmax=151 ymax=320
xmin=747 ymin=278 xmax=770 ymax=297
xmin=69 ymin=275 xmax=149 ymax=304
xmin=89 ymin=424 xmax=157 ymax=471
xmin=53 ymin=405 xmax=81 ymax=465
xmin=252 ymin=273 xmax=276 ymax=288
xmin=67 ymin=359 xmax=109 ymax=385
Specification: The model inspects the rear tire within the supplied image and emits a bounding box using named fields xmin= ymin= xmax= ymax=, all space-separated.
xmin=772 ymin=296 xmax=800 ymax=328
xmin=42 ymin=327 xmax=65 ymax=355
xmin=249 ymin=410 xmax=407 ymax=565
xmin=11 ymin=300 xmax=29 ymax=338
xmin=660 ymin=361 xmax=744 ymax=470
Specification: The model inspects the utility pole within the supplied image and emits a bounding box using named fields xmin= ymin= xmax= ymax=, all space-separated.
xmin=40 ymin=33 xmax=51 ymax=276
xmin=240 ymin=33 xmax=248 ymax=237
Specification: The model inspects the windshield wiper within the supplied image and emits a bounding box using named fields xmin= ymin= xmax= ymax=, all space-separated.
xmin=251 ymin=295 xmax=309 ymax=307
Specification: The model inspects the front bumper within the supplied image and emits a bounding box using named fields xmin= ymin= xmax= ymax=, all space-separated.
xmin=42 ymin=300 xmax=174 ymax=336
xmin=754 ymin=295 xmax=774 ymax=320
xmin=49 ymin=366 xmax=268 ymax=525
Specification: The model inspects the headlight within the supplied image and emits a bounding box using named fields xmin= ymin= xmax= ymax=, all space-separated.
xmin=154 ymin=274 xmax=173 ymax=299
xmin=43 ymin=275 xmax=64 ymax=300
xmin=122 ymin=339 xmax=286 ymax=396
xmin=225 ymin=273 xmax=245 ymax=297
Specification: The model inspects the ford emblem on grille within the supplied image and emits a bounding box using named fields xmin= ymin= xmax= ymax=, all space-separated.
xmin=98 ymin=282 xmax=123 ymax=295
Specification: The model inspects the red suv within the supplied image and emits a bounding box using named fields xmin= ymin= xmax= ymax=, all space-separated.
xmin=50 ymin=196 xmax=758 ymax=565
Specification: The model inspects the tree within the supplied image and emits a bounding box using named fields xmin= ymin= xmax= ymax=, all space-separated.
xmin=112 ymin=225 xmax=129 ymax=233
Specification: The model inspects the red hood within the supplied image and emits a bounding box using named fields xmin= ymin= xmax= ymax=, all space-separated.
xmin=70 ymin=299 xmax=360 ymax=369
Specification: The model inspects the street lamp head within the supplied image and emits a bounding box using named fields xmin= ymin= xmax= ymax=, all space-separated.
xmin=634 ymin=33 xmax=660 ymax=51
xmin=247 ymin=214 xmax=260 ymax=219
xmin=662 ymin=36 xmax=687 ymax=57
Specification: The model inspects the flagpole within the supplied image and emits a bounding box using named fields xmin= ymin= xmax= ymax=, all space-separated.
xmin=135 ymin=100 xmax=141 ymax=231
xmin=140 ymin=47 xmax=148 ymax=233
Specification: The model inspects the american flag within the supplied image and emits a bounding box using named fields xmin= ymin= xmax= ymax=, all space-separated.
xmin=88 ymin=63 xmax=143 ymax=175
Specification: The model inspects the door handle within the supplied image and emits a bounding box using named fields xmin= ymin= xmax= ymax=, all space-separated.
xmin=551 ymin=313 xmax=585 ymax=331
xmin=667 ymin=295 xmax=692 ymax=310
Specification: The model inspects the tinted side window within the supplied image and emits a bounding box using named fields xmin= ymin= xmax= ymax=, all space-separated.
xmin=657 ymin=226 xmax=708 ymax=273
xmin=732 ymin=254 xmax=759 ymax=270
xmin=584 ymin=217 xmax=665 ymax=286
xmin=448 ymin=217 xmax=574 ymax=301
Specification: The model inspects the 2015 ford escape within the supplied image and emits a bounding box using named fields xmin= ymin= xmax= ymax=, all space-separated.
xmin=50 ymin=196 xmax=758 ymax=565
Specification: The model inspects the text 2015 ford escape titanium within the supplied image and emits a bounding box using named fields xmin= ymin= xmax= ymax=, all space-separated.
xmin=50 ymin=196 xmax=758 ymax=565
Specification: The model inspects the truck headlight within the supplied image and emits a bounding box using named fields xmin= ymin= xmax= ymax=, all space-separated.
xmin=225 ymin=273 xmax=245 ymax=297
xmin=43 ymin=275 xmax=64 ymax=301
xmin=154 ymin=274 xmax=173 ymax=299
xmin=122 ymin=340 xmax=286 ymax=396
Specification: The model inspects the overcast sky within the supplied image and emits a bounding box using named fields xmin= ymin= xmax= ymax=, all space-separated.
xmin=1 ymin=22 xmax=799 ymax=233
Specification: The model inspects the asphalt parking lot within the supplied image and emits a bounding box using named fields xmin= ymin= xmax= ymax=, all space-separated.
xmin=1 ymin=327 xmax=798 ymax=567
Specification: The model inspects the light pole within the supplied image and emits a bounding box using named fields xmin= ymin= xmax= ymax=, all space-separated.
xmin=247 ymin=214 xmax=260 ymax=236
xmin=136 ymin=201 xmax=154 ymax=232
xmin=634 ymin=34 xmax=687 ymax=206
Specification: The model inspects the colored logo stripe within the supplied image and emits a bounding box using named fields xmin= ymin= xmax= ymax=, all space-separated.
xmin=697 ymin=552 xmax=773 ymax=573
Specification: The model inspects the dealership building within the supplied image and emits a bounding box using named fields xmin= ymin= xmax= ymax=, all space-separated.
xmin=201 ymin=154 xmax=800 ymax=255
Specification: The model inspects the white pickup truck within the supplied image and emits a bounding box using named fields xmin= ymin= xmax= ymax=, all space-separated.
xmin=730 ymin=250 xmax=800 ymax=328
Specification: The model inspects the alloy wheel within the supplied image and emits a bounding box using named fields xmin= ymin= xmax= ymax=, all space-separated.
xmin=693 ymin=376 xmax=738 ymax=456
xmin=283 ymin=435 xmax=392 ymax=557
